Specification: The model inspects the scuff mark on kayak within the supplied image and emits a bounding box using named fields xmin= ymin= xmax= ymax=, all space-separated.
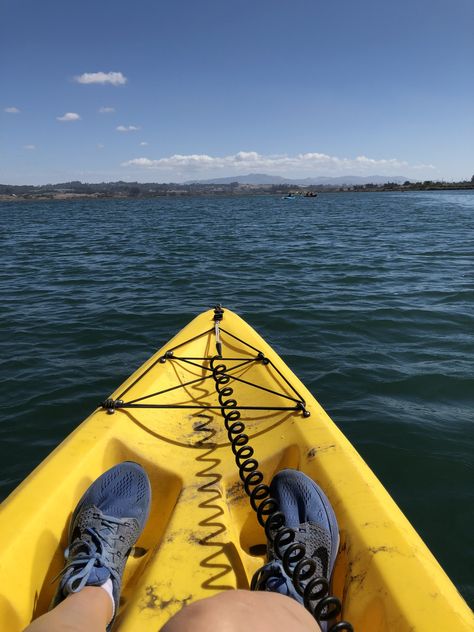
xmin=368 ymin=546 xmax=398 ymax=555
xmin=340 ymin=539 xmax=368 ymax=597
xmin=318 ymin=443 xmax=336 ymax=453
xmin=188 ymin=532 xmax=205 ymax=545
xmin=307 ymin=444 xmax=335 ymax=460
xmin=141 ymin=585 xmax=159 ymax=610
xmin=348 ymin=570 xmax=368 ymax=591
xmin=362 ymin=521 xmax=391 ymax=529
xmin=140 ymin=585 xmax=192 ymax=611
xmin=226 ymin=480 xmax=245 ymax=502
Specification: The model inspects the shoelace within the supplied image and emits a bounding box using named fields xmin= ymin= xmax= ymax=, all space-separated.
xmin=55 ymin=515 xmax=129 ymax=594
xmin=251 ymin=559 xmax=301 ymax=600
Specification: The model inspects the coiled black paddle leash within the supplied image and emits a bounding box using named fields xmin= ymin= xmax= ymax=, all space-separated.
xmin=209 ymin=356 xmax=353 ymax=632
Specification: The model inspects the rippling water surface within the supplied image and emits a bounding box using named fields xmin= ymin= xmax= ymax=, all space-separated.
xmin=1 ymin=191 xmax=473 ymax=605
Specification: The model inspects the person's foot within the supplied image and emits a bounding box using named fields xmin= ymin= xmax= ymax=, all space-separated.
xmin=251 ymin=469 xmax=340 ymax=630
xmin=51 ymin=461 xmax=151 ymax=630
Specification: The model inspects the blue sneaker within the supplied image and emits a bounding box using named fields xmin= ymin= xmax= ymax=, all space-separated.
xmin=251 ymin=469 xmax=340 ymax=631
xmin=51 ymin=461 xmax=151 ymax=630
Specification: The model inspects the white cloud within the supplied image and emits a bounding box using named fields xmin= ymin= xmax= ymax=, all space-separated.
xmin=57 ymin=112 xmax=81 ymax=122
xmin=121 ymin=150 xmax=429 ymax=179
xmin=125 ymin=158 xmax=156 ymax=167
xmin=412 ymin=163 xmax=436 ymax=170
xmin=99 ymin=106 xmax=115 ymax=113
xmin=75 ymin=72 xmax=127 ymax=86
xmin=139 ymin=141 xmax=148 ymax=146
xmin=24 ymin=144 xmax=36 ymax=150
xmin=116 ymin=125 xmax=140 ymax=132
xmin=4 ymin=106 xmax=20 ymax=113
xmin=97 ymin=143 xmax=105 ymax=149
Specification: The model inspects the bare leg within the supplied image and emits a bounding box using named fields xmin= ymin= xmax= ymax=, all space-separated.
xmin=23 ymin=587 xmax=112 ymax=632
xmin=161 ymin=590 xmax=321 ymax=632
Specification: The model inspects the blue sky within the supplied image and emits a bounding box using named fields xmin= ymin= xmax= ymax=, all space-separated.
xmin=1 ymin=0 xmax=473 ymax=184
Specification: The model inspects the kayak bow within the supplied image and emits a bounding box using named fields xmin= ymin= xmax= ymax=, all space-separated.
xmin=0 ymin=307 xmax=472 ymax=631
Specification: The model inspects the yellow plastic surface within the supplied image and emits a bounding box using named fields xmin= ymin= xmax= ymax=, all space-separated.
xmin=0 ymin=308 xmax=472 ymax=631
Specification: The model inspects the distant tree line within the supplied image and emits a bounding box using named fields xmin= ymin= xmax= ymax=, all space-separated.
xmin=1 ymin=177 xmax=473 ymax=198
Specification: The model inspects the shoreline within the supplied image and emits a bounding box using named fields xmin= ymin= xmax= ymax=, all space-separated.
xmin=1 ymin=185 xmax=473 ymax=202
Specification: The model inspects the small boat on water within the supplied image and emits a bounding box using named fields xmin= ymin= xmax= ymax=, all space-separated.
xmin=0 ymin=307 xmax=472 ymax=631
xmin=281 ymin=192 xmax=317 ymax=199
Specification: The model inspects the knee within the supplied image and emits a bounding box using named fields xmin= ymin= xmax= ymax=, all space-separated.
xmin=162 ymin=591 xmax=246 ymax=632
xmin=161 ymin=590 xmax=319 ymax=632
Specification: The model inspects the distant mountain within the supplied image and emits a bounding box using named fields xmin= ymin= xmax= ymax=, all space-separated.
xmin=187 ymin=173 xmax=288 ymax=185
xmin=187 ymin=174 xmax=410 ymax=186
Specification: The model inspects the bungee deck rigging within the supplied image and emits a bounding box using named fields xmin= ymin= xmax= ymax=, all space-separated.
xmin=101 ymin=306 xmax=310 ymax=417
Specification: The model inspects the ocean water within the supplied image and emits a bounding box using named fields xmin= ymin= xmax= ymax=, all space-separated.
xmin=0 ymin=191 xmax=473 ymax=606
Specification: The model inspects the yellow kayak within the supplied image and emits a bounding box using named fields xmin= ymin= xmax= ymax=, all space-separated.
xmin=0 ymin=307 xmax=472 ymax=631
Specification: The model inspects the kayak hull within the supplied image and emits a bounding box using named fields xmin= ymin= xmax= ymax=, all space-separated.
xmin=0 ymin=308 xmax=472 ymax=630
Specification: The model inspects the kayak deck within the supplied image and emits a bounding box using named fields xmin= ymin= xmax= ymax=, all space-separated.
xmin=0 ymin=308 xmax=472 ymax=631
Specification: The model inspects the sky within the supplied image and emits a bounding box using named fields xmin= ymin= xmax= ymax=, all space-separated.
xmin=1 ymin=0 xmax=473 ymax=184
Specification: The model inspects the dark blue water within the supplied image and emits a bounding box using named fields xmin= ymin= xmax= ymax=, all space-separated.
xmin=1 ymin=191 xmax=473 ymax=605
